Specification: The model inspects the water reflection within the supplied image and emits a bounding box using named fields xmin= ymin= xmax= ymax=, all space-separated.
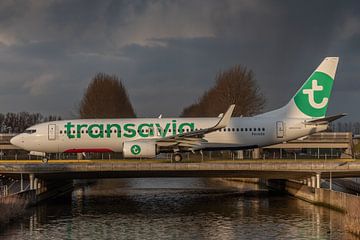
xmin=1 ymin=178 xmax=359 ymax=240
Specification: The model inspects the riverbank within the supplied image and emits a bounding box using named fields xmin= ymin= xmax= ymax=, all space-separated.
xmin=223 ymin=177 xmax=360 ymax=237
xmin=0 ymin=190 xmax=35 ymax=226
xmin=283 ymin=180 xmax=360 ymax=237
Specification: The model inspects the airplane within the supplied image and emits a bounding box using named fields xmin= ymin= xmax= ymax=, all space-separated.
xmin=11 ymin=57 xmax=345 ymax=162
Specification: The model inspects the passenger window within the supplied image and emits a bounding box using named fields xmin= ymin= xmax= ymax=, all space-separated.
xmin=245 ymin=128 xmax=248 ymax=131
xmin=232 ymin=128 xmax=235 ymax=131
xmin=262 ymin=128 xmax=265 ymax=131
xmin=254 ymin=128 xmax=256 ymax=132
xmin=241 ymin=128 xmax=243 ymax=131
xmin=60 ymin=130 xmax=63 ymax=134
xmin=236 ymin=128 xmax=239 ymax=131
xmin=64 ymin=130 xmax=67 ymax=134
xmin=224 ymin=128 xmax=226 ymax=132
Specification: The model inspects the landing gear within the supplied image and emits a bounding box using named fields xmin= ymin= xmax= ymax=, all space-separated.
xmin=42 ymin=157 xmax=48 ymax=163
xmin=173 ymin=153 xmax=183 ymax=162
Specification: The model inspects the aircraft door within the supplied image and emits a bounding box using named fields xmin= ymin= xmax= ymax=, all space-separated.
xmin=48 ymin=124 xmax=56 ymax=140
xmin=276 ymin=121 xmax=285 ymax=138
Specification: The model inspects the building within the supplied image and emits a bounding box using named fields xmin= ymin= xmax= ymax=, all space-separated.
xmin=261 ymin=132 xmax=353 ymax=159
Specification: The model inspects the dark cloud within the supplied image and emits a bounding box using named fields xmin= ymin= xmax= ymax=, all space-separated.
xmin=0 ymin=0 xmax=360 ymax=120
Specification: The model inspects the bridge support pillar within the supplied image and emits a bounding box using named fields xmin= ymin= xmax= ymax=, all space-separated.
xmin=37 ymin=179 xmax=41 ymax=191
xmin=29 ymin=174 xmax=34 ymax=190
xmin=40 ymin=180 xmax=44 ymax=193
xmin=311 ymin=176 xmax=316 ymax=188
xmin=316 ymin=173 xmax=321 ymax=189
xmin=20 ymin=173 xmax=24 ymax=191
xmin=34 ymin=178 xmax=38 ymax=190
xmin=307 ymin=178 xmax=312 ymax=187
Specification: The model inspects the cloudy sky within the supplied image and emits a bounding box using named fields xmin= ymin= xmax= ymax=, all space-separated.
xmin=0 ymin=0 xmax=360 ymax=120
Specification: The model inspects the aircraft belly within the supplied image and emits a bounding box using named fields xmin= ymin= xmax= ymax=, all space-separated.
xmin=58 ymin=138 xmax=122 ymax=153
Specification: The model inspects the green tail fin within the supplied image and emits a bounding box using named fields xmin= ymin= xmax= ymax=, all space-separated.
xmin=289 ymin=57 xmax=339 ymax=118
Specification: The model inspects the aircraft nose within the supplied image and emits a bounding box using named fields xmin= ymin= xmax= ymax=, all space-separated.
xmin=10 ymin=135 xmax=22 ymax=147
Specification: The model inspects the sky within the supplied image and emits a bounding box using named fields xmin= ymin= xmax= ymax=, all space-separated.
xmin=0 ymin=0 xmax=360 ymax=120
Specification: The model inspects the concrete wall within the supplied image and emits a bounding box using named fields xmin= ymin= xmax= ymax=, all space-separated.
xmin=0 ymin=190 xmax=36 ymax=206
xmin=0 ymin=190 xmax=36 ymax=224
xmin=277 ymin=180 xmax=360 ymax=237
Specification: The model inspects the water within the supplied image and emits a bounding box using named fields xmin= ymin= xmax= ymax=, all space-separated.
xmin=0 ymin=178 xmax=358 ymax=240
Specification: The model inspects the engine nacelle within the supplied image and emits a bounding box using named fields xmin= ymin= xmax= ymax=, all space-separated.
xmin=123 ymin=141 xmax=157 ymax=158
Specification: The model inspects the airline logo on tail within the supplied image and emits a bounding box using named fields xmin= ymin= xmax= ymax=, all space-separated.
xmin=294 ymin=71 xmax=333 ymax=118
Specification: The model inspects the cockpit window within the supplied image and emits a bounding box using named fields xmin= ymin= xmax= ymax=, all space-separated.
xmin=24 ymin=129 xmax=36 ymax=134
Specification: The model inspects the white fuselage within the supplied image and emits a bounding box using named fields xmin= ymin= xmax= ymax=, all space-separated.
xmin=11 ymin=116 xmax=327 ymax=154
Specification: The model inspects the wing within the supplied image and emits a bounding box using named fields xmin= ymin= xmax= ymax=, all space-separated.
xmin=156 ymin=104 xmax=235 ymax=152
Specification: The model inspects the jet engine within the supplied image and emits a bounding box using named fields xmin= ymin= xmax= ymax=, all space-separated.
xmin=123 ymin=141 xmax=158 ymax=158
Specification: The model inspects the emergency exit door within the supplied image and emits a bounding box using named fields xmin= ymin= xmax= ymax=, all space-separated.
xmin=276 ymin=121 xmax=285 ymax=138
xmin=48 ymin=124 xmax=56 ymax=140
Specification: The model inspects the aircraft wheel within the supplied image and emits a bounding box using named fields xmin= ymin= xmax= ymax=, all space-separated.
xmin=174 ymin=154 xmax=182 ymax=162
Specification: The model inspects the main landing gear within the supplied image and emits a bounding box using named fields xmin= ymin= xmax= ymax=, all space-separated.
xmin=173 ymin=153 xmax=183 ymax=162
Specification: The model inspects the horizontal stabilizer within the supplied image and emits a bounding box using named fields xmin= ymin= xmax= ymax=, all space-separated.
xmin=305 ymin=113 xmax=346 ymax=125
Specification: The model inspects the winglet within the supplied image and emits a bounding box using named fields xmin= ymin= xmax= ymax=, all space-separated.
xmin=214 ymin=104 xmax=235 ymax=129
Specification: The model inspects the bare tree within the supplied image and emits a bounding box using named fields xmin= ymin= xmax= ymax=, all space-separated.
xmin=0 ymin=112 xmax=57 ymax=133
xmin=181 ymin=65 xmax=265 ymax=117
xmin=79 ymin=73 xmax=136 ymax=118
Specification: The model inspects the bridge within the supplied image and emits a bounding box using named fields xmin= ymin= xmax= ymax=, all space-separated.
xmin=1 ymin=159 xmax=360 ymax=205
xmin=1 ymin=160 xmax=360 ymax=179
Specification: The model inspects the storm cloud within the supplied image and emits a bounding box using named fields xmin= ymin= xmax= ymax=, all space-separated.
xmin=0 ymin=0 xmax=360 ymax=119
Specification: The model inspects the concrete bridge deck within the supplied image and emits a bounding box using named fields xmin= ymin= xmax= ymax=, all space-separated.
xmin=1 ymin=160 xmax=360 ymax=179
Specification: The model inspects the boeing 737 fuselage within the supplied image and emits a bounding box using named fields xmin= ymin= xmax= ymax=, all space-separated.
xmin=11 ymin=57 xmax=344 ymax=162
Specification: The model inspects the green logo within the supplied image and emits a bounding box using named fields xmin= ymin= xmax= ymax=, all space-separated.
xmin=64 ymin=121 xmax=195 ymax=139
xmin=131 ymin=145 xmax=141 ymax=155
xmin=294 ymin=71 xmax=333 ymax=117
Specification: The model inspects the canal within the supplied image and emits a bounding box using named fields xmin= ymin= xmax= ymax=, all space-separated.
xmin=0 ymin=178 xmax=359 ymax=240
